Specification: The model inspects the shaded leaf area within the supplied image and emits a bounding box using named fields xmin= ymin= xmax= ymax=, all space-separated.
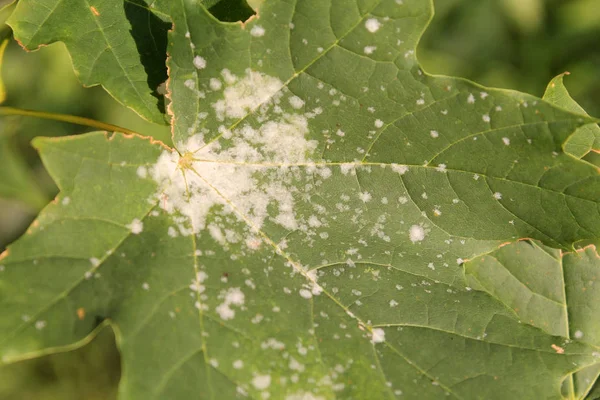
xmin=7 ymin=0 xmax=169 ymax=124
xmin=2 ymin=0 xmax=600 ymax=399
xmin=543 ymin=73 xmax=600 ymax=163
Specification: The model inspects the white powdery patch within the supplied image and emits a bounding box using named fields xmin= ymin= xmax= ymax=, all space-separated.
xmin=391 ymin=164 xmax=408 ymax=175
xmin=252 ymin=374 xmax=271 ymax=390
xmin=150 ymin=69 xmax=318 ymax=239
xmin=216 ymin=287 xmax=245 ymax=320
xmin=364 ymin=46 xmax=376 ymax=55
xmin=213 ymin=69 xmax=283 ymax=121
xmin=371 ymin=328 xmax=385 ymax=343
xmin=128 ymin=218 xmax=144 ymax=234
xmin=250 ymin=25 xmax=265 ymax=37
xmin=365 ymin=18 xmax=381 ymax=33
xmin=193 ymin=56 xmax=206 ymax=69
xmin=409 ymin=225 xmax=426 ymax=243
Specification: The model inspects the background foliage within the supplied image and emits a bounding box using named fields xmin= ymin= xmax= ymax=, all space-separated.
xmin=0 ymin=0 xmax=599 ymax=398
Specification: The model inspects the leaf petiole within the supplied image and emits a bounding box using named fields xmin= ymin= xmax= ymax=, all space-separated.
xmin=0 ymin=106 xmax=141 ymax=136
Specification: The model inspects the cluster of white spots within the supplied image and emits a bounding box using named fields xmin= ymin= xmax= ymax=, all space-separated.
xmin=215 ymin=287 xmax=245 ymax=320
xmin=502 ymin=137 xmax=510 ymax=146
xmin=430 ymin=130 xmax=439 ymax=138
xmin=150 ymin=70 xmax=322 ymax=242
xmin=250 ymin=25 xmax=265 ymax=37
xmin=213 ymin=69 xmax=283 ymax=120
xmin=365 ymin=18 xmax=381 ymax=33
xmin=371 ymin=328 xmax=385 ymax=343
xmin=435 ymin=164 xmax=447 ymax=173
xmin=128 ymin=218 xmax=144 ymax=234
xmin=493 ymin=192 xmax=502 ymax=200
xmin=252 ymin=374 xmax=272 ymax=390
xmin=193 ymin=55 xmax=206 ymax=70
xmin=363 ymin=46 xmax=376 ymax=55
xmin=409 ymin=224 xmax=426 ymax=243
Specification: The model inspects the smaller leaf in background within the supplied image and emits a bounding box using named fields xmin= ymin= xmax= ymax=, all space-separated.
xmin=7 ymin=0 xmax=169 ymax=124
xmin=464 ymin=241 xmax=600 ymax=399
xmin=0 ymin=327 xmax=119 ymax=400
xmin=0 ymin=121 xmax=48 ymax=210
xmin=543 ymin=73 xmax=600 ymax=161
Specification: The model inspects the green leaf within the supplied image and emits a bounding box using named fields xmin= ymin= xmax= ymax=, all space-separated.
xmin=465 ymin=240 xmax=600 ymax=398
xmin=7 ymin=0 xmax=170 ymax=124
xmin=543 ymin=73 xmax=600 ymax=160
xmin=2 ymin=1 xmax=600 ymax=399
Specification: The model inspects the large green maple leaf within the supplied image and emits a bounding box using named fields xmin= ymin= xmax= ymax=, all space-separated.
xmin=2 ymin=0 xmax=600 ymax=399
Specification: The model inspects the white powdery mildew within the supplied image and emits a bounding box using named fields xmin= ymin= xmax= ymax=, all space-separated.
xmin=213 ymin=69 xmax=283 ymax=121
xmin=150 ymin=70 xmax=319 ymax=240
xmin=252 ymin=374 xmax=271 ymax=390
xmin=371 ymin=328 xmax=385 ymax=343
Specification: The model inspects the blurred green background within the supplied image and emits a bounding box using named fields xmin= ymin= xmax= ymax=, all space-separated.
xmin=1 ymin=0 xmax=599 ymax=398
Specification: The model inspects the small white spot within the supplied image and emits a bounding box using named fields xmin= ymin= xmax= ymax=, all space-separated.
xmin=233 ymin=360 xmax=244 ymax=369
xmin=493 ymin=192 xmax=502 ymax=200
xmin=371 ymin=328 xmax=385 ymax=343
xmin=502 ymin=137 xmax=510 ymax=146
xmin=430 ymin=130 xmax=439 ymax=138
xmin=365 ymin=18 xmax=381 ymax=33
xmin=467 ymin=94 xmax=475 ymax=104
xmin=391 ymin=164 xmax=408 ymax=175
xmin=250 ymin=25 xmax=265 ymax=37
xmin=389 ymin=300 xmax=398 ymax=307
xmin=288 ymin=96 xmax=305 ymax=109
xmin=90 ymin=258 xmax=100 ymax=267
xmin=364 ymin=46 xmax=377 ymax=55
xmin=574 ymin=330 xmax=584 ymax=339
xmin=359 ymin=192 xmax=372 ymax=203
xmin=436 ymin=164 xmax=447 ymax=173
xmin=252 ymin=374 xmax=271 ymax=390
xmin=374 ymin=119 xmax=384 ymax=128
xmin=35 ymin=320 xmax=46 ymax=330
xmin=209 ymin=78 xmax=222 ymax=91
xmin=299 ymin=289 xmax=313 ymax=299
xmin=482 ymin=114 xmax=491 ymax=123
xmin=142 ymin=282 xmax=150 ymax=291
xmin=409 ymin=225 xmax=426 ymax=243
xmin=62 ymin=196 xmax=71 ymax=205
xmin=193 ymin=56 xmax=206 ymax=69
xmin=128 ymin=218 xmax=144 ymax=234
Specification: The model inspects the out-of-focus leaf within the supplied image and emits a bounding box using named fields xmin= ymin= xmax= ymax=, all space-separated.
xmin=543 ymin=73 xmax=600 ymax=160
